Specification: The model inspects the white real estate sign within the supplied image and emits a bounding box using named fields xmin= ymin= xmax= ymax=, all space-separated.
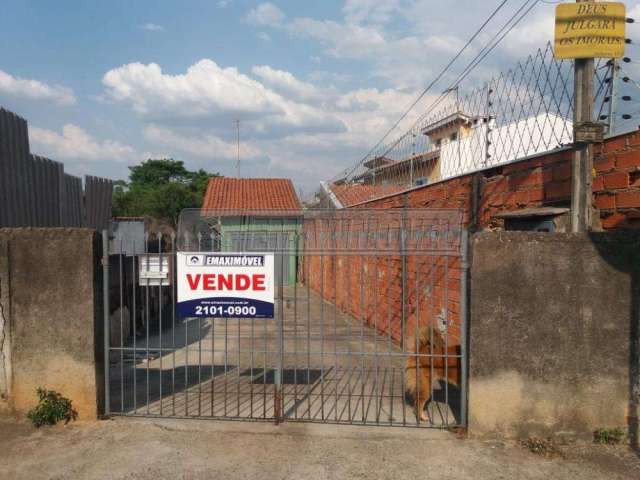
xmin=177 ymin=252 xmax=275 ymax=318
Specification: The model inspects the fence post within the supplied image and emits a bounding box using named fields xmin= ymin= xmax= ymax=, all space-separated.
xmin=570 ymin=0 xmax=595 ymax=233
xmin=459 ymin=228 xmax=469 ymax=429
xmin=102 ymin=229 xmax=110 ymax=417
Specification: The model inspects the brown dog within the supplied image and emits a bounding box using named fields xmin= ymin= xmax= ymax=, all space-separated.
xmin=405 ymin=326 xmax=453 ymax=422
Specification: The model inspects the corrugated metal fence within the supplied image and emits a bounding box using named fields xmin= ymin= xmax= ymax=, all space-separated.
xmin=0 ymin=107 xmax=113 ymax=229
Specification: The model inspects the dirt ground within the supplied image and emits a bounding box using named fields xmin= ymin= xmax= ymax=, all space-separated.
xmin=1 ymin=417 xmax=638 ymax=480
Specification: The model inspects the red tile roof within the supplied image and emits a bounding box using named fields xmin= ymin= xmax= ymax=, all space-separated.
xmin=202 ymin=177 xmax=301 ymax=213
xmin=330 ymin=183 xmax=405 ymax=207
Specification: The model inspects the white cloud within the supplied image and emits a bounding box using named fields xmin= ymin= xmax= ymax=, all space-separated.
xmin=143 ymin=124 xmax=261 ymax=160
xmin=342 ymin=0 xmax=402 ymax=25
xmin=102 ymin=59 xmax=346 ymax=136
xmin=103 ymin=60 xmax=282 ymax=117
xmin=217 ymin=0 xmax=231 ymax=7
xmin=139 ymin=23 xmax=164 ymax=32
xmin=29 ymin=124 xmax=140 ymax=163
xmin=0 ymin=70 xmax=76 ymax=106
xmin=244 ymin=3 xmax=285 ymax=27
xmin=251 ymin=65 xmax=320 ymax=102
xmin=257 ymin=32 xmax=272 ymax=42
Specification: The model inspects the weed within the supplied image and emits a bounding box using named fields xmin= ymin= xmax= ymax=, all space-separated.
xmin=593 ymin=428 xmax=626 ymax=445
xmin=521 ymin=437 xmax=561 ymax=457
xmin=26 ymin=388 xmax=78 ymax=427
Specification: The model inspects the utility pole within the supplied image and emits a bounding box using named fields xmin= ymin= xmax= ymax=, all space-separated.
xmin=236 ymin=119 xmax=241 ymax=178
xmin=607 ymin=59 xmax=620 ymax=136
xmin=570 ymin=0 xmax=595 ymax=233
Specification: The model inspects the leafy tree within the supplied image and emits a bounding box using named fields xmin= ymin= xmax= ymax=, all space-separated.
xmin=113 ymin=159 xmax=219 ymax=226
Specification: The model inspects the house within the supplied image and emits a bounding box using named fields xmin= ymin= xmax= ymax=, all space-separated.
xmin=199 ymin=178 xmax=302 ymax=285
xmin=318 ymin=111 xmax=573 ymax=205
xmin=421 ymin=111 xmax=573 ymax=179
xmin=315 ymin=181 xmax=405 ymax=208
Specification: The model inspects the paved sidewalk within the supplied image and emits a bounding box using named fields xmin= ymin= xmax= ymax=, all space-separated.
xmin=1 ymin=417 xmax=638 ymax=480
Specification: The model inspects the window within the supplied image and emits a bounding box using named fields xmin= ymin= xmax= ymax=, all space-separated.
xmin=450 ymin=132 xmax=458 ymax=142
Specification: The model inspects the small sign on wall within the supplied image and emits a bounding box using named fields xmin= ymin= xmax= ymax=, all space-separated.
xmin=139 ymin=255 xmax=172 ymax=286
xmin=176 ymin=252 xmax=275 ymax=318
xmin=554 ymin=2 xmax=626 ymax=59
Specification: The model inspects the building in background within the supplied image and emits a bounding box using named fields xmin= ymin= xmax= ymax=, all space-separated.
xmin=196 ymin=178 xmax=303 ymax=286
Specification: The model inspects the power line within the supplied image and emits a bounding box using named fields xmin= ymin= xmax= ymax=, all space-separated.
xmin=334 ymin=0 xmax=511 ymax=181
xmin=337 ymin=0 xmax=542 ymax=182
xmin=412 ymin=0 xmax=542 ymax=130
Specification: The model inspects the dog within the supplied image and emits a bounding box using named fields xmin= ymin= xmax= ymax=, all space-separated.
xmin=405 ymin=326 xmax=455 ymax=422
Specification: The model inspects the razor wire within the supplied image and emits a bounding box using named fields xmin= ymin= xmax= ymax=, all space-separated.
xmin=327 ymin=42 xmax=613 ymax=205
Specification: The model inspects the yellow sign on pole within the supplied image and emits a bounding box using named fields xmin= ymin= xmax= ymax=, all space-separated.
xmin=554 ymin=2 xmax=626 ymax=59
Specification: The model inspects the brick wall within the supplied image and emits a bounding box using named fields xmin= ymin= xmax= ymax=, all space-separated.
xmin=302 ymin=130 xmax=640 ymax=359
xmin=300 ymin=214 xmax=463 ymax=383
xmin=356 ymin=129 xmax=640 ymax=230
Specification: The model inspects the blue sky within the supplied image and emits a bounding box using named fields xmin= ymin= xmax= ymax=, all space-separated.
xmin=2 ymin=1 xmax=639 ymax=194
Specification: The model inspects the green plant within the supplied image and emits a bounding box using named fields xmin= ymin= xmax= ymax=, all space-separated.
xmin=26 ymin=388 xmax=78 ymax=427
xmin=593 ymin=428 xmax=626 ymax=445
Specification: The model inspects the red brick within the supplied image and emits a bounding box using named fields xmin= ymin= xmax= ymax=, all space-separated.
xmin=508 ymin=168 xmax=545 ymax=188
xmin=545 ymin=181 xmax=571 ymax=200
xmin=616 ymin=151 xmax=640 ymax=170
xmin=603 ymin=135 xmax=627 ymax=153
xmin=502 ymin=159 xmax=541 ymax=174
xmin=482 ymin=177 xmax=507 ymax=196
xmin=515 ymin=190 xmax=530 ymax=205
xmin=552 ymin=163 xmax=572 ymax=181
xmin=503 ymin=191 xmax=518 ymax=207
xmin=603 ymin=171 xmax=629 ymax=189
xmin=617 ymin=190 xmax=640 ymax=208
xmin=592 ymin=176 xmax=604 ymax=192
xmin=595 ymin=193 xmax=615 ymax=210
xmin=601 ymin=213 xmax=627 ymax=229
xmin=528 ymin=187 xmax=545 ymax=202
xmin=594 ymin=155 xmax=615 ymax=173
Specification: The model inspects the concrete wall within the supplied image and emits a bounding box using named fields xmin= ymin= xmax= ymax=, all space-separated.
xmin=0 ymin=228 xmax=103 ymax=419
xmin=0 ymin=239 xmax=11 ymax=413
xmin=469 ymin=231 xmax=639 ymax=441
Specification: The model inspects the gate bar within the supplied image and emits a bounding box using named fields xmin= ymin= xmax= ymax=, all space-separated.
xmin=102 ymin=229 xmax=110 ymax=417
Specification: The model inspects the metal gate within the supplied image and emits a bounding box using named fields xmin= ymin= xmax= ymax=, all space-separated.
xmin=103 ymin=209 xmax=468 ymax=428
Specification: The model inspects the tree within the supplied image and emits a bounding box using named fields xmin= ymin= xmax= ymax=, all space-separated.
xmin=113 ymin=159 xmax=219 ymax=226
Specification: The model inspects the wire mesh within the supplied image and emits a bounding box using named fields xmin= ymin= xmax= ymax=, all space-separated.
xmin=324 ymin=42 xmax=613 ymax=207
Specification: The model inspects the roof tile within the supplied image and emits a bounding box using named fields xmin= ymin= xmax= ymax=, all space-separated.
xmin=202 ymin=177 xmax=301 ymax=213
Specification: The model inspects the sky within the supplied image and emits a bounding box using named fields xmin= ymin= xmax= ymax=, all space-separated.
xmin=1 ymin=0 xmax=639 ymax=196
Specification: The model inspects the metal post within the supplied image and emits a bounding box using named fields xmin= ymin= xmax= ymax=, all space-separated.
xmin=459 ymin=229 xmax=469 ymax=429
xmin=102 ymin=229 xmax=110 ymax=417
xmin=274 ymin=251 xmax=285 ymax=424
xmin=607 ymin=59 xmax=620 ymax=136
xmin=571 ymin=0 xmax=595 ymax=233
xmin=400 ymin=198 xmax=408 ymax=351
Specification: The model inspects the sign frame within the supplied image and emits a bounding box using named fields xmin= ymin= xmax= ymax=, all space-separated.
xmin=176 ymin=252 xmax=276 ymax=319
xmin=554 ymin=2 xmax=626 ymax=60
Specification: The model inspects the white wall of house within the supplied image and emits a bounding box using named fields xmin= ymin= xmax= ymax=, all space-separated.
xmin=438 ymin=113 xmax=573 ymax=180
